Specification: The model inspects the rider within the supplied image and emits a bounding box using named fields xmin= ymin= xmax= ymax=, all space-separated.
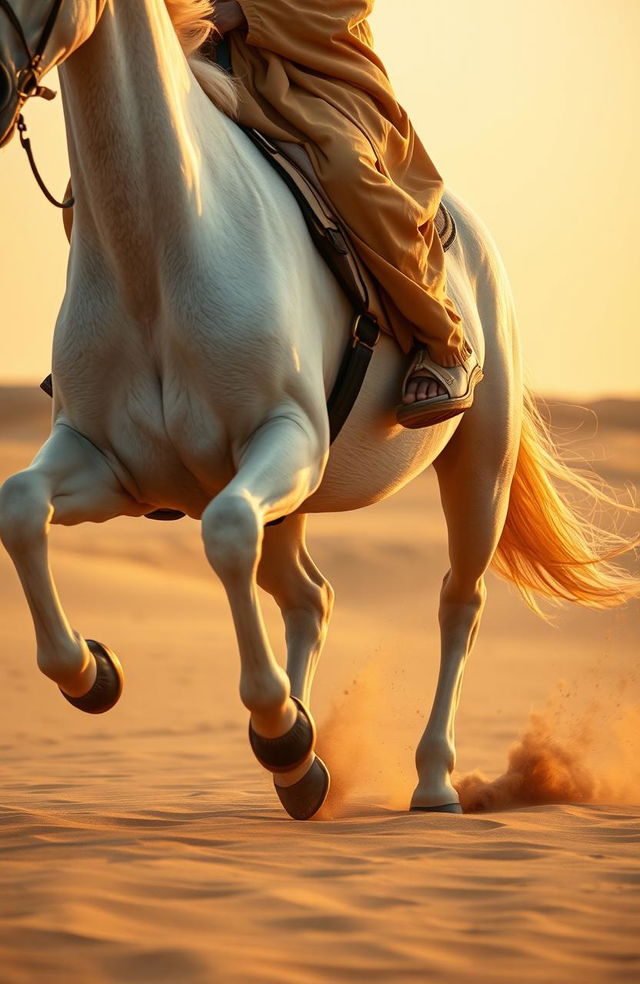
xmin=212 ymin=0 xmax=483 ymax=428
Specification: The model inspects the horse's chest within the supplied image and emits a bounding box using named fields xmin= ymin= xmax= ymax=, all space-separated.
xmin=51 ymin=296 xmax=301 ymax=511
xmin=59 ymin=375 xmax=235 ymax=513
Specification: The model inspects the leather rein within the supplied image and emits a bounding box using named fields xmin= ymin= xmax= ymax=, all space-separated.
xmin=0 ymin=0 xmax=74 ymax=208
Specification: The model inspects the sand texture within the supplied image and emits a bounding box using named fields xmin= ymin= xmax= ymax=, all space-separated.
xmin=0 ymin=388 xmax=638 ymax=983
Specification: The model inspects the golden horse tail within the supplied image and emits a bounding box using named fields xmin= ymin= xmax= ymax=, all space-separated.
xmin=492 ymin=390 xmax=640 ymax=615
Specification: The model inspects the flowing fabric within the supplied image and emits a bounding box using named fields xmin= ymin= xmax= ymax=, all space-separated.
xmin=226 ymin=0 xmax=468 ymax=363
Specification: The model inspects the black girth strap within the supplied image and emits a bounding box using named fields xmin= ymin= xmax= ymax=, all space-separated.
xmin=327 ymin=314 xmax=379 ymax=443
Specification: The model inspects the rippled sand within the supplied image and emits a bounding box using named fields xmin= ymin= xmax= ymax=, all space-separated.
xmin=1 ymin=388 xmax=638 ymax=983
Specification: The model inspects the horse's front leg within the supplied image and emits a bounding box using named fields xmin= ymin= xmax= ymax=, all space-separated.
xmin=257 ymin=513 xmax=334 ymax=707
xmin=201 ymin=412 xmax=330 ymax=820
xmin=0 ymin=424 xmax=148 ymax=706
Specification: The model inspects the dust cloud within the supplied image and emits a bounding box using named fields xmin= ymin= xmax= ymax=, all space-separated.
xmin=457 ymin=681 xmax=640 ymax=812
xmin=316 ymin=661 xmax=413 ymax=817
xmin=316 ymin=664 xmax=640 ymax=816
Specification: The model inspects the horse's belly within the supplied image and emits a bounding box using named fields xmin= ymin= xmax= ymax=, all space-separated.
xmin=306 ymin=420 xmax=455 ymax=512
xmin=303 ymin=335 xmax=458 ymax=513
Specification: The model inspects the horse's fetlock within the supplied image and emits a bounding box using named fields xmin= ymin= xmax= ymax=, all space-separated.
xmin=239 ymin=671 xmax=290 ymax=717
xmin=36 ymin=637 xmax=87 ymax=684
xmin=416 ymin=734 xmax=456 ymax=776
xmin=201 ymin=493 xmax=262 ymax=578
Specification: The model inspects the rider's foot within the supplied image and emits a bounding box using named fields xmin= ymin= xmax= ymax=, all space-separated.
xmin=396 ymin=346 xmax=484 ymax=429
xmin=402 ymin=373 xmax=448 ymax=404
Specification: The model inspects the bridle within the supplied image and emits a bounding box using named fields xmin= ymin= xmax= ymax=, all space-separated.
xmin=0 ymin=0 xmax=74 ymax=208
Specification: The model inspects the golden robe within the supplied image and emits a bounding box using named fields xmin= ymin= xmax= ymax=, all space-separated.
xmin=226 ymin=0 xmax=468 ymax=364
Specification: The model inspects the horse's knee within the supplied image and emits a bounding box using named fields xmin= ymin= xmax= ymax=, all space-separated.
xmin=201 ymin=492 xmax=262 ymax=582
xmin=0 ymin=472 xmax=52 ymax=552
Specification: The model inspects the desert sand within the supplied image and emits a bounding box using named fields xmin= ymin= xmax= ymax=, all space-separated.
xmin=0 ymin=386 xmax=638 ymax=983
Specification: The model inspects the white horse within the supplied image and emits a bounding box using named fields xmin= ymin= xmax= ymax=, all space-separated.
xmin=0 ymin=0 xmax=636 ymax=820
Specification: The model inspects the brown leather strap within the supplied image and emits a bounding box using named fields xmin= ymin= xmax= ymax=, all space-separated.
xmin=242 ymin=127 xmax=372 ymax=315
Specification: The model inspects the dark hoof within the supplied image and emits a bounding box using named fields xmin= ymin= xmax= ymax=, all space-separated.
xmin=275 ymin=756 xmax=330 ymax=821
xmin=410 ymin=803 xmax=463 ymax=814
xmin=249 ymin=696 xmax=316 ymax=773
xmin=59 ymin=640 xmax=123 ymax=714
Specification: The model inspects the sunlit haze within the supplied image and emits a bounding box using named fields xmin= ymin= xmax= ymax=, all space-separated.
xmin=0 ymin=0 xmax=638 ymax=398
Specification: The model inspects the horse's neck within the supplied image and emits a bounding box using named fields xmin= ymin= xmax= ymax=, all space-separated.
xmin=59 ymin=0 xmax=222 ymax=312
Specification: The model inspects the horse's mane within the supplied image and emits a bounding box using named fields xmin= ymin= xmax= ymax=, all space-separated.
xmin=165 ymin=0 xmax=238 ymax=117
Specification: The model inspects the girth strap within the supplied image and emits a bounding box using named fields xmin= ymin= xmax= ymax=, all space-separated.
xmin=327 ymin=314 xmax=379 ymax=444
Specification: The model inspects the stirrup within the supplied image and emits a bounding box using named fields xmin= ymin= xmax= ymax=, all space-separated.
xmin=396 ymin=347 xmax=484 ymax=429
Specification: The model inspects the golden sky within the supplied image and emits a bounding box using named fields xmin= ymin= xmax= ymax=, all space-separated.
xmin=0 ymin=0 xmax=638 ymax=397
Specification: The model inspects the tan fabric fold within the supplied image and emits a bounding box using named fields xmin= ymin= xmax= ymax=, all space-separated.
xmin=226 ymin=0 xmax=467 ymax=363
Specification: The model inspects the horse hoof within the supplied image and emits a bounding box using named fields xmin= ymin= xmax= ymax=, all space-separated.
xmin=248 ymin=696 xmax=316 ymax=773
xmin=410 ymin=803 xmax=463 ymax=814
xmin=59 ymin=640 xmax=124 ymax=714
xmin=274 ymin=756 xmax=330 ymax=821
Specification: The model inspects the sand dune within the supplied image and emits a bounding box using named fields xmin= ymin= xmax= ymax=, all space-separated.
xmin=0 ymin=387 xmax=638 ymax=983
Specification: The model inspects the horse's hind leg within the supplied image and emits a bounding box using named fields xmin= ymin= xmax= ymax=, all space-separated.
xmin=257 ymin=514 xmax=333 ymax=706
xmin=0 ymin=424 xmax=146 ymax=703
xmin=200 ymin=414 xmax=330 ymax=819
xmin=411 ymin=368 xmax=520 ymax=811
